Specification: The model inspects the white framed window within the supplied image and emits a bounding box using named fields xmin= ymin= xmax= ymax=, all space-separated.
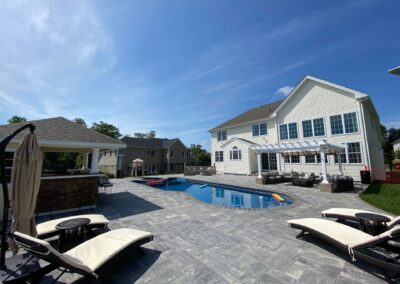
xmin=252 ymin=123 xmax=267 ymax=136
xmin=316 ymin=154 xmax=329 ymax=164
xmin=217 ymin=131 xmax=227 ymax=141
xmin=229 ymin=146 xmax=242 ymax=160
xmin=330 ymin=112 xmax=359 ymax=135
xmin=334 ymin=142 xmax=362 ymax=164
xmin=284 ymin=156 xmax=301 ymax=164
xmin=170 ymin=150 xmax=174 ymax=157
xmin=215 ymin=151 xmax=224 ymax=162
xmin=280 ymin=123 xmax=298 ymax=140
xmin=305 ymin=155 xmax=316 ymax=164
xmin=302 ymin=118 xmax=325 ymax=138
xmin=147 ymin=150 xmax=155 ymax=156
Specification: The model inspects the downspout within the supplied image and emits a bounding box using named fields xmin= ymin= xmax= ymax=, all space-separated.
xmin=358 ymin=98 xmax=371 ymax=174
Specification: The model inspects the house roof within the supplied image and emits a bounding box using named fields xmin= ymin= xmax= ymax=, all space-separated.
xmin=209 ymin=100 xmax=283 ymax=132
xmin=0 ymin=117 xmax=125 ymax=151
xmin=121 ymin=137 xmax=183 ymax=149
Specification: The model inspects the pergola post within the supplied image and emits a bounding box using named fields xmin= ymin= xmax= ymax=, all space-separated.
xmin=90 ymin=148 xmax=99 ymax=174
xmin=257 ymin=151 xmax=262 ymax=178
xmin=320 ymin=151 xmax=329 ymax=184
xmin=83 ymin=153 xmax=89 ymax=169
xmin=338 ymin=154 xmax=343 ymax=174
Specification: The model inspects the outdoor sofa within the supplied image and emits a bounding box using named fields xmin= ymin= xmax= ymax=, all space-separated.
xmin=8 ymin=228 xmax=153 ymax=281
xmin=36 ymin=214 xmax=110 ymax=239
xmin=288 ymin=218 xmax=400 ymax=280
xmin=322 ymin=208 xmax=400 ymax=228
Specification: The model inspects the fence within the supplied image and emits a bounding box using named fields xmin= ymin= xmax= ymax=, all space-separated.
xmin=385 ymin=171 xmax=400 ymax=184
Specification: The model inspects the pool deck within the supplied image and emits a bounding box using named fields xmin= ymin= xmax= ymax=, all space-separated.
xmin=3 ymin=174 xmax=397 ymax=283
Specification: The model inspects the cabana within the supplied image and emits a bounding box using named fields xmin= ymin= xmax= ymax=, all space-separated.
xmin=252 ymin=140 xmax=346 ymax=184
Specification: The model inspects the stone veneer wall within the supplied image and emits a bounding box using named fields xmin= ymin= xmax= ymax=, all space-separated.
xmin=36 ymin=176 xmax=99 ymax=213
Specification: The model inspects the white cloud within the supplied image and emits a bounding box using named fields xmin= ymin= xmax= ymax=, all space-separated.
xmin=276 ymin=86 xmax=294 ymax=96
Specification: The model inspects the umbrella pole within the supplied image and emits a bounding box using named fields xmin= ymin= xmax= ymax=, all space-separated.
xmin=0 ymin=123 xmax=35 ymax=269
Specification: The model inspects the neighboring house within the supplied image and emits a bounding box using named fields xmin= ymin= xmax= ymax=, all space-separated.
xmin=210 ymin=75 xmax=385 ymax=181
xmin=393 ymin=139 xmax=400 ymax=152
xmin=99 ymin=137 xmax=188 ymax=177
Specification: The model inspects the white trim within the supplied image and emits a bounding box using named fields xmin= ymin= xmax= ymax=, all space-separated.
xmin=301 ymin=117 xmax=327 ymax=139
xmin=221 ymin=137 xmax=256 ymax=148
xmin=209 ymin=117 xmax=275 ymax=133
xmin=272 ymin=75 xmax=368 ymax=117
xmin=279 ymin=122 xmax=299 ymax=141
xmin=252 ymin=122 xmax=268 ymax=137
xmin=328 ymin=111 xmax=361 ymax=136
xmin=359 ymin=100 xmax=371 ymax=170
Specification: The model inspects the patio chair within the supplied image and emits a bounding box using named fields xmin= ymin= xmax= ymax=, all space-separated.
xmin=36 ymin=214 xmax=110 ymax=239
xmin=8 ymin=228 xmax=153 ymax=281
xmin=287 ymin=218 xmax=400 ymax=280
xmin=321 ymin=208 xmax=400 ymax=228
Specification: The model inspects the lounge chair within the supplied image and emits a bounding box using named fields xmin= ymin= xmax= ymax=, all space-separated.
xmin=36 ymin=214 xmax=110 ymax=239
xmin=288 ymin=218 xmax=400 ymax=280
xmin=8 ymin=228 xmax=153 ymax=281
xmin=321 ymin=208 xmax=400 ymax=228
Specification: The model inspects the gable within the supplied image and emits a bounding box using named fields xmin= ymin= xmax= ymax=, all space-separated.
xmin=221 ymin=137 xmax=256 ymax=148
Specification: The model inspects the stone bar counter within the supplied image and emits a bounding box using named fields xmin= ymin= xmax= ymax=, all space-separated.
xmin=36 ymin=174 xmax=102 ymax=215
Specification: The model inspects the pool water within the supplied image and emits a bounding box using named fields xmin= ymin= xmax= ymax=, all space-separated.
xmin=143 ymin=178 xmax=294 ymax=209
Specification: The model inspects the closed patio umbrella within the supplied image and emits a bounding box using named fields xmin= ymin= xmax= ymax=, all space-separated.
xmin=8 ymin=133 xmax=43 ymax=252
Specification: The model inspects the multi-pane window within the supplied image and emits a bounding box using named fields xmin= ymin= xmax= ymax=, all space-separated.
xmin=330 ymin=112 xmax=358 ymax=135
xmin=316 ymin=154 xmax=329 ymax=164
xmin=284 ymin=156 xmax=300 ymax=164
xmin=313 ymin=118 xmax=325 ymax=136
xmin=305 ymin=155 xmax=316 ymax=164
xmin=302 ymin=120 xmax=313 ymax=138
xmin=279 ymin=125 xmax=288 ymax=140
xmin=334 ymin=142 xmax=361 ymax=164
xmin=302 ymin=118 xmax=325 ymax=138
xmin=344 ymin=112 xmax=359 ymax=133
xmin=147 ymin=150 xmax=155 ymax=156
xmin=229 ymin=146 xmax=242 ymax=160
xmin=170 ymin=151 xmax=174 ymax=157
xmin=252 ymin=123 xmax=267 ymax=136
xmin=291 ymin=156 xmax=300 ymax=164
xmin=288 ymin=123 xmax=298 ymax=139
xmin=280 ymin=123 xmax=298 ymax=140
xmin=215 ymin=151 xmax=224 ymax=162
xmin=330 ymin=115 xmax=344 ymax=135
xmin=181 ymin=151 xmax=185 ymax=158
xmin=348 ymin=142 xmax=362 ymax=163
xmin=217 ymin=131 xmax=227 ymax=141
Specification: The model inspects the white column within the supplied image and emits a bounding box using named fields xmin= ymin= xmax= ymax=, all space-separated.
xmin=281 ymin=154 xmax=286 ymax=172
xmin=320 ymin=151 xmax=328 ymax=184
xmin=90 ymin=148 xmax=100 ymax=174
xmin=257 ymin=152 xmax=262 ymax=178
xmin=337 ymin=153 xmax=343 ymax=174
xmin=276 ymin=153 xmax=281 ymax=172
xmin=83 ymin=153 xmax=89 ymax=169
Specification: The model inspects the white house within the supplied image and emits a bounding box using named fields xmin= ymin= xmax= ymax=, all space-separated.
xmin=209 ymin=76 xmax=385 ymax=181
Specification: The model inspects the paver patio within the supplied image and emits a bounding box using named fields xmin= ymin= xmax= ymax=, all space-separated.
xmin=4 ymin=174 xmax=397 ymax=283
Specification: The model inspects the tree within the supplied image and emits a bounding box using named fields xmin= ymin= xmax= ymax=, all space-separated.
xmin=134 ymin=131 xmax=156 ymax=138
xmin=8 ymin=115 xmax=27 ymax=124
xmin=91 ymin=121 xmax=121 ymax=139
xmin=73 ymin=118 xmax=87 ymax=127
xmin=189 ymin=144 xmax=211 ymax=166
xmin=381 ymin=125 xmax=400 ymax=170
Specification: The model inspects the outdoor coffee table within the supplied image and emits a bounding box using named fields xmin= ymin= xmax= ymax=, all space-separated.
xmin=56 ymin=218 xmax=90 ymax=252
xmin=355 ymin=213 xmax=391 ymax=236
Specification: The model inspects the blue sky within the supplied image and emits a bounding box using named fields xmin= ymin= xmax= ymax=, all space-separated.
xmin=0 ymin=0 xmax=399 ymax=151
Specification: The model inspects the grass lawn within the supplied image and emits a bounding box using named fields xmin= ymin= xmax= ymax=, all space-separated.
xmin=359 ymin=183 xmax=400 ymax=215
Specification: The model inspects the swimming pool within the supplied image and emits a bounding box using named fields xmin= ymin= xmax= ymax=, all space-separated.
xmin=138 ymin=178 xmax=294 ymax=209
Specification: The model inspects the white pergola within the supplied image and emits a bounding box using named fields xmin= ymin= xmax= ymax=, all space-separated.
xmin=252 ymin=140 xmax=346 ymax=184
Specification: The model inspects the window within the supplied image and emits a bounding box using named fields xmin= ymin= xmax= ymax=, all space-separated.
xmin=344 ymin=112 xmax=358 ymax=133
xmin=215 ymin=151 xmax=224 ymax=162
xmin=252 ymin=123 xmax=267 ymax=136
xmin=280 ymin=123 xmax=298 ymax=140
xmin=279 ymin=125 xmax=288 ymax=140
xmin=313 ymin=118 xmax=325 ymax=136
xmin=334 ymin=142 xmax=361 ymax=164
xmin=305 ymin=155 xmax=316 ymax=164
xmin=316 ymin=154 xmax=329 ymax=164
xmin=288 ymin=123 xmax=298 ymax=139
xmin=147 ymin=150 xmax=155 ymax=156
xmin=181 ymin=151 xmax=185 ymax=158
xmin=170 ymin=151 xmax=174 ymax=157
xmin=1 ymin=152 xmax=14 ymax=183
xmin=284 ymin=156 xmax=300 ymax=164
xmin=229 ymin=146 xmax=241 ymax=160
xmin=330 ymin=112 xmax=358 ymax=135
xmin=291 ymin=156 xmax=300 ymax=164
xmin=302 ymin=120 xmax=313 ymax=138
xmin=217 ymin=131 xmax=227 ymax=141
xmin=330 ymin=115 xmax=344 ymax=135
xmin=348 ymin=142 xmax=362 ymax=163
